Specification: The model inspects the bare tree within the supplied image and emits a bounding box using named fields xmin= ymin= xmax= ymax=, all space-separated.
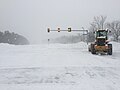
xmin=88 ymin=15 xmax=107 ymax=42
xmin=90 ymin=15 xmax=107 ymax=32
xmin=106 ymin=21 xmax=120 ymax=42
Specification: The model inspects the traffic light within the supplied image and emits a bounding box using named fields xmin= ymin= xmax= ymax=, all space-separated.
xmin=58 ymin=28 xmax=60 ymax=32
xmin=68 ymin=28 xmax=71 ymax=32
xmin=47 ymin=28 xmax=50 ymax=33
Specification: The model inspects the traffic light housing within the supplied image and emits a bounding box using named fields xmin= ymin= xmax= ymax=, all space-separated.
xmin=47 ymin=28 xmax=50 ymax=33
xmin=68 ymin=28 xmax=71 ymax=32
xmin=58 ymin=28 xmax=60 ymax=32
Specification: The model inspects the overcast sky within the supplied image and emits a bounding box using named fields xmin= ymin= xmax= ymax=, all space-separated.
xmin=0 ymin=0 xmax=120 ymax=44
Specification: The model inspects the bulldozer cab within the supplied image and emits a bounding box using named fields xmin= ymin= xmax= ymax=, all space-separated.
xmin=95 ymin=30 xmax=108 ymax=40
xmin=95 ymin=30 xmax=108 ymax=46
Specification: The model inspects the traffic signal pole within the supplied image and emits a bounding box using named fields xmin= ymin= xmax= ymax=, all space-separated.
xmin=47 ymin=28 xmax=89 ymax=44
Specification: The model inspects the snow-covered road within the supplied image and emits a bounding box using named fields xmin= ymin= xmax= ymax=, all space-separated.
xmin=0 ymin=42 xmax=120 ymax=90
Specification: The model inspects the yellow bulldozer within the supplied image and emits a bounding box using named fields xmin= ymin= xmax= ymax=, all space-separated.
xmin=88 ymin=29 xmax=112 ymax=55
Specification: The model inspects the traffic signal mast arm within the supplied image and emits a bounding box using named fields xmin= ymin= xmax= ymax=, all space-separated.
xmin=49 ymin=30 xmax=88 ymax=32
xmin=47 ymin=28 xmax=88 ymax=34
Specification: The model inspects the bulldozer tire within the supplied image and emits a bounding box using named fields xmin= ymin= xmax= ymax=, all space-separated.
xmin=91 ymin=44 xmax=96 ymax=54
xmin=108 ymin=44 xmax=112 ymax=55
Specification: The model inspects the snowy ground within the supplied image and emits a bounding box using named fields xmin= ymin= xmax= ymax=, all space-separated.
xmin=0 ymin=42 xmax=120 ymax=90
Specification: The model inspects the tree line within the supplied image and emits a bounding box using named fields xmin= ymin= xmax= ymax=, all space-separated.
xmin=0 ymin=31 xmax=29 ymax=45
xmin=52 ymin=34 xmax=83 ymax=44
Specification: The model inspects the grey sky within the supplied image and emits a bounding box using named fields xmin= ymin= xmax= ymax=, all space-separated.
xmin=0 ymin=0 xmax=120 ymax=44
